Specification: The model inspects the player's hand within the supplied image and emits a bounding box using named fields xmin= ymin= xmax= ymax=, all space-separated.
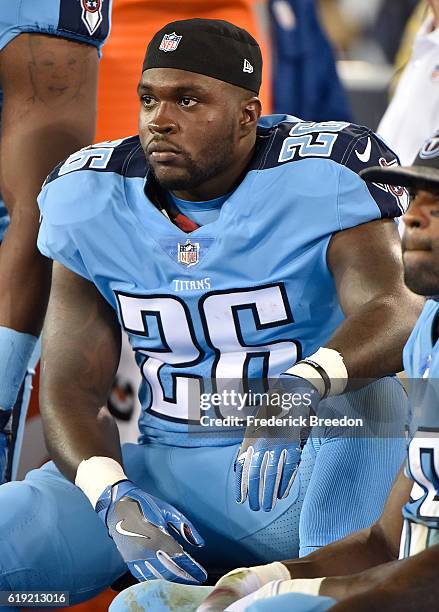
xmin=96 ymin=479 xmax=207 ymax=584
xmin=234 ymin=376 xmax=320 ymax=511
xmin=0 ymin=410 xmax=11 ymax=485
xmin=197 ymin=567 xmax=255 ymax=612
xmin=197 ymin=562 xmax=290 ymax=612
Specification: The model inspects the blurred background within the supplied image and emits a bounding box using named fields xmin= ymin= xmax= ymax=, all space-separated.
xmin=94 ymin=0 xmax=431 ymax=135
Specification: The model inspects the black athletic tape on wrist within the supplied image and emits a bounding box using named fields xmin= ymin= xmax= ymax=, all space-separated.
xmin=301 ymin=359 xmax=331 ymax=399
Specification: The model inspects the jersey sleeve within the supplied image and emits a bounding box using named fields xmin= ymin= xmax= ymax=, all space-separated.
xmin=37 ymin=171 xmax=93 ymax=281
xmin=338 ymin=130 xmax=409 ymax=230
xmin=37 ymin=137 xmax=138 ymax=279
xmin=254 ymin=118 xmax=409 ymax=232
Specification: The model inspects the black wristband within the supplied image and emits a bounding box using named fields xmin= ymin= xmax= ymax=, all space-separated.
xmin=301 ymin=359 xmax=331 ymax=399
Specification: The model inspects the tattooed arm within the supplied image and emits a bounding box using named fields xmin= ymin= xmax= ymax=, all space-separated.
xmin=0 ymin=33 xmax=99 ymax=339
xmin=40 ymin=263 xmax=122 ymax=482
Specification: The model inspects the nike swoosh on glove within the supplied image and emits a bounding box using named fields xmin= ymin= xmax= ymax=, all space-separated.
xmin=96 ymin=479 xmax=207 ymax=584
xmin=234 ymin=376 xmax=320 ymax=512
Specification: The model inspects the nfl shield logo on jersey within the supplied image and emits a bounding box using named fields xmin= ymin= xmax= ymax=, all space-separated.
xmin=159 ymin=33 xmax=182 ymax=53
xmin=81 ymin=0 xmax=103 ymax=35
xmin=178 ymin=239 xmax=200 ymax=267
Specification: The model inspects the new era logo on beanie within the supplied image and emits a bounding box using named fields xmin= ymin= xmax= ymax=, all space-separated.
xmin=243 ymin=59 xmax=253 ymax=73
xmin=143 ymin=18 xmax=262 ymax=94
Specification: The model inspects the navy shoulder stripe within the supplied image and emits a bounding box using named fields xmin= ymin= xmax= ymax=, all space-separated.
xmin=251 ymin=119 xmax=389 ymax=171
xmin=43 ymin=136 xmax=147 ymax=186
xmin=250 ymin=116 xmax=408 ymax=218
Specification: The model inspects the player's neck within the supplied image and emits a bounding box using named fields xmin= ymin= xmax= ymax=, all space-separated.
xmin=172 ymin=145 xmax=255 ymax=202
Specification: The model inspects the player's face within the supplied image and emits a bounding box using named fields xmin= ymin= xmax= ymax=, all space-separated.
xmin=138 ymin=68 xmax=248 ymax=198
xmin=402 ymin=188 xmax=439 ymax=295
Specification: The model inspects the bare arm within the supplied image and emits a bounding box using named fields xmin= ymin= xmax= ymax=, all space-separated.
xmin=326 ymin=219 xmax=423 ymax=382
xmin=329 ymin=544 xmax=439 ymax=611
xmin=203 ymin=468 xmax=439 ymax=612
xmin=282 ymin=468 xmax=412 ymax=581
xmin=40 ymin=263 xmax=122 ymax=482
xmin=0 ymin=33 xmax=99 ymax=335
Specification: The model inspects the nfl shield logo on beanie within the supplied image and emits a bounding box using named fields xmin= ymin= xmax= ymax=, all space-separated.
xmin=159 ymin=33 xmax=183 ymax=53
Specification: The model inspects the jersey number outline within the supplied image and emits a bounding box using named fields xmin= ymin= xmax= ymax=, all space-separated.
xmin=278 ymin=121 xmax=349 ymax=163
xmin=407 ymin=428 xmax=439 ymax=520
xmin=58 ymin=138 xmax=124 ymax=176
xmin=115 ymin=284 xmax=301 ymax=422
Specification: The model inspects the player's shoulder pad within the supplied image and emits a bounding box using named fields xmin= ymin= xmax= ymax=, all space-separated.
xmin=43 ymin=135 xmax=146 ymax=187
xmin=253 ymin=115 xmax=391 ymax=170
xmin=252 ymin=115 xmax=409 ymax=218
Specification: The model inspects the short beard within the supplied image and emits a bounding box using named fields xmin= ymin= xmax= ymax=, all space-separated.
xmin=150 ymin=153 xmax=221 ymax=191
xmin=404 ymin=268 xmax=439 ymax=296
xmin=150 ymin=126 xmax=237 ymax=193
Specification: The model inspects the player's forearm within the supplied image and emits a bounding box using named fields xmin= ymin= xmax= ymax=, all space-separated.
xmin=40 ymin=264 xmax=123 ymax=482
xmin=326 ymin=293 xmax=420 ymax=382
xmin=40 ymin=331 xmax=123 ymax=481
xmin=40 ymin=393 xmax=122 ymax=483
xmin=325 ymin=544 xmax=439 ymax=608
xmin=283 ymin=523 xmax=394 ymax=580
xmin=40 ymin=352 xmax=122 ymax=482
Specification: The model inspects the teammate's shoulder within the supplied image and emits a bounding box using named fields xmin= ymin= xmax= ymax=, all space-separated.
xmin=43 ymin=135 xmax=146 ymax=187
xmin=253 ymin=114 xmax=396 ymax=173
xmin=403 ymin=299 xmax=439 ymax=377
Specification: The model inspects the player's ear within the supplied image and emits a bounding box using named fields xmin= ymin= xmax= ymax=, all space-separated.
xmin=240 ymin=96 xmax=261 ymax=136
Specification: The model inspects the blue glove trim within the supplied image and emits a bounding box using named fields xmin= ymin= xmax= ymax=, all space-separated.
xmin=96 ymin=479 xmax=207 ymax=584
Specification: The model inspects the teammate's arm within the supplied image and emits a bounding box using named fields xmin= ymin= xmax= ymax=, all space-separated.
xmin=326 ymin=218 xmax=422 ymax=381
xmin=0 ymin=34 xmax=99 ymax=337
xmin=0 ymin=34 xmax=100 ymax=482
xmin=201 ymin=469 xmax=412 ymax=610
xmin=39 ymin=262 xmax=122 ymax=481
xmin=329 ymin=546 xmax=439 ymax=611
xmin=284 ymin=467 xmax=411 ymax=580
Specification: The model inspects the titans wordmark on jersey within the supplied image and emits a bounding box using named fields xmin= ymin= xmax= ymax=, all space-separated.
xmin=401 ymin=299 xmax=439 ymax=558
xmin=37 ymin=115 xmax=408 ymax=446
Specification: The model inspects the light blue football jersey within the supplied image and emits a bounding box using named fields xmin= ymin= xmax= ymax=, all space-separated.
xmin=37 ymin=116 xmax=408 ymax=446
xmin=401 ymin=299 xmax=439 ymax=557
